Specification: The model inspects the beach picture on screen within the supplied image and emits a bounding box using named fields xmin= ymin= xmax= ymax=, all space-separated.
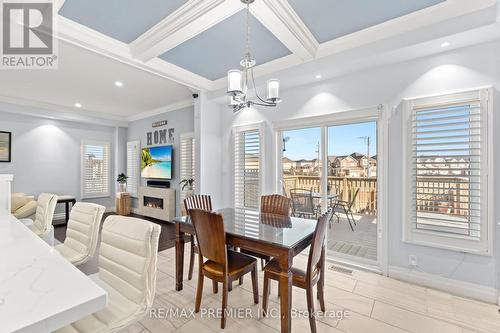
xmin=141 ymin=145 xmax=172 ymax=179
xmin=0 ymin=132 xmax=11 ymax=162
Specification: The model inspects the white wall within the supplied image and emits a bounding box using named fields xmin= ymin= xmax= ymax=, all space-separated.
xmin=196 ymin=92 xmax=224 ymax=208
xmin=127 ymin=106 xmax=194 ymax=216
xmin=0 ymin=110 xmax=123 ymax=213
xmin=212 ymin=40 xmax=500 ymax=292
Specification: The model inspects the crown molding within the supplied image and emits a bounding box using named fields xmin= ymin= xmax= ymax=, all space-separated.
xmin=56 ymin=16 xmax=213 ymax=91
xmin=130 ymin=0 xmax=242 ymax=62
xmin=250 ymin=0 xmax=318 ymax=60
xmin=0 ymin=94 xmax=128 ymax=127
xmin=127 ymin=99 xmax=194 ymax=122
xmin=317 ymin=0 xmax=497 ymax=58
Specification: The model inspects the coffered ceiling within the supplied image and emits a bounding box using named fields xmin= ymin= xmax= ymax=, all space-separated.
xmin=56 ymin=0 xmax=497 ymax=91
xmin=1 ymin=0 xmax=497 ymax=124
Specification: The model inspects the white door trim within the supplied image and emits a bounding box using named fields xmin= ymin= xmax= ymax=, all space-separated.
xmin=273 ymin=105 xmax=388 ymax=274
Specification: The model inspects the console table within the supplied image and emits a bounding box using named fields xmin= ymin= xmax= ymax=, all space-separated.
xmin=57 ymin=195 xmax=76 ymax=224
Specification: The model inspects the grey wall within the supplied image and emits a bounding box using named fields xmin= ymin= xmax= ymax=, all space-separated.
xmin=0 ymin=109 xmax=127 ymax=215
xmin=127 ymin=106 xmax=194 ymax=216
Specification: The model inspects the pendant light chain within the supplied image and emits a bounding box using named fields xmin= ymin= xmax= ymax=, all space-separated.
xmin=245 ymin=3 xmax=251 ymax=57
xmin=227 ymin=0 xmax=281 ymax=112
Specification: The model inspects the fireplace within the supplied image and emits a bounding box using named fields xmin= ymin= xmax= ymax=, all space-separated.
xmin=138 ymin=186 xmax=175 ymax=222
xmin=144 ymin=196 xmax=164 ymax=209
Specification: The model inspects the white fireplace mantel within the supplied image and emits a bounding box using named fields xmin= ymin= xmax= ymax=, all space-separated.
xmin=139 ymin=186 xmax=175 ymax=222
xmin=0 ymin=174 xmax=13 ymax=212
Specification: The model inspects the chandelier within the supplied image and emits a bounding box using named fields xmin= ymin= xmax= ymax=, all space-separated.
xmin=226 ymin=0 xmax=281 ymax=113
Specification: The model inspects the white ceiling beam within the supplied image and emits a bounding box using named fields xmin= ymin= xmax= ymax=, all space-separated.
xmin=55 ymin=16 xmax=215 ymax=91
xmin=249 ymin=0 xmax=318 ymax=61
xmin=130 ymin=0 xmax=243 ymax=62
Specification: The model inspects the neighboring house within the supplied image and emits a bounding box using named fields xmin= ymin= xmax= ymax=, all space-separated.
xmin=328 ymin=152 xmax=377 ymax=177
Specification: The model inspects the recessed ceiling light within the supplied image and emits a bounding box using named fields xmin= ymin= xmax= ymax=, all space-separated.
xmin=114 ymin=81 xmax=123 ymax=87
xmin=315 ymin=74 xmax=322 ymax=79
xmin=441 ymin=42 xmax=450 ymax=48
xmin=74 ymin=103 xmax=82 ymax=108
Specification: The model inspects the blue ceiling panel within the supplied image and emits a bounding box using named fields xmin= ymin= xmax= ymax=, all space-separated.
xmin=160 ymin=10 xmax=292 ymax=80
xmin=288 ymin=0 xmax=446 ymax=43
xmin=59 ymin=0 xmax=187 ymax=43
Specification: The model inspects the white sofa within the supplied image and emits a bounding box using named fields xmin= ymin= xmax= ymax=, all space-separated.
xmin=11 ymin=193 xmax=37 ymax=220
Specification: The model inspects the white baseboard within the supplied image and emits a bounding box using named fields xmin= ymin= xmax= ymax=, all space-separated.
xmin=388 ymin=265 xmax=498 ymax=304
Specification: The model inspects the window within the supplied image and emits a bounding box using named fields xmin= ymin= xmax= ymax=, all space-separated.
xmin=127 ymin=141 xmax=139 ymax=197
xmin=233 ymin=123 xmax=263 ymax=209
xmin=180 ymin=133 xmax=195 ymax=202
xmin=81 ymin=140 xmax=110 ymax=198
xmin=403 ymin=89 xmax=491 ymax=254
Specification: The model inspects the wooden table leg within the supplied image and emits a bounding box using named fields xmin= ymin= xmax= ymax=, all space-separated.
xmin=175 ymin=223 xmax=185 ymax=291
xmin=278 ymin=253 xmax=293 ymax=333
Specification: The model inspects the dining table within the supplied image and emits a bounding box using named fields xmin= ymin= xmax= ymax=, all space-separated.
xmin=173 ymin=208 xmax=320 ymax=333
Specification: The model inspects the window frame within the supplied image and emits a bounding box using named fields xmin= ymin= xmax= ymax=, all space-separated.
xmin=231 ymin=121 xmax=265 ymax=210
xmin=81 ymin=140 xmax=111 ymax=199
xmin=126 ymin=140 xmax=140 ymax=198
xmin=180 ymin=132 xmax=195 ymax=203
xmin=402 ymin=88 xmax=492 ymax=255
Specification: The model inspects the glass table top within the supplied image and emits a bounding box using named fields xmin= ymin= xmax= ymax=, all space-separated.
xmin=174 ymin=208 xmax=317 ymax=249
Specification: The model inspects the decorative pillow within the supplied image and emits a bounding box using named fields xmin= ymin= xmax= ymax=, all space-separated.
xmin=11 ymin=193 xmax=28 ymax=213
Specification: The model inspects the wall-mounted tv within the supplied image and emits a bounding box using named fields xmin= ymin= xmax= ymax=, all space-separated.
xmin=141 ymin=145 xmax=172 ymax=179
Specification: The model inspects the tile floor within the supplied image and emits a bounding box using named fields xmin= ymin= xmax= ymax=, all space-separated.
xmin=117 ymin=245 xmax=500 ymax=333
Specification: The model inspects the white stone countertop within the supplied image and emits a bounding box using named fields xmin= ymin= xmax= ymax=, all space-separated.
xmin=0 ymin=209 xmax=107 ymax=332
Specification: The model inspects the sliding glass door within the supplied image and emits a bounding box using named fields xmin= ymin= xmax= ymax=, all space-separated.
xmin=278 ymin=115 xmax=381 ymax=268
xmin=327 ymin=122 xmax=378 ymax=263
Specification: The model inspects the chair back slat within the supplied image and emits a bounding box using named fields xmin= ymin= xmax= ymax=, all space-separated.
xmin=184 ymin=194 xmax=212 ymax=213
xmin=189 ymin=209 xmax=227 ymax=266
xmin=307 ymin=210 xmax=332 ymax=279
xmin=260 ymin=194 xmax=291 ymax=216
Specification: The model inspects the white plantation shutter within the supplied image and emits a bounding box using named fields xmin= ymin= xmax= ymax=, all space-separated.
xmin=127 ymin=141 xmax=139 ymax=197
xmin=233 ymin=125 xmax=261 ymax=209
xmin=180 ymin=133 xmax=195 ymax=202
xmin=81 ymin=141 xmax=110 ymax=198
xmin=404 ymin=90 xmax=490 ymax=253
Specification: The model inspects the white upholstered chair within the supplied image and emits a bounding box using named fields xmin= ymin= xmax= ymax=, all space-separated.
xmin=55 ymin=202 xmax=105 ymax=266
xmin=21 ymin=193 xmax=58 ymax=245
xmin=55 ymin=215 xmax=161 ymax=333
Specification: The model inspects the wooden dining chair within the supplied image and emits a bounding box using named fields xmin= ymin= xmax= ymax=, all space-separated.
xmin=261 ymin=194 xmax=292 ymax=215
xmin=189 ymin=209 xmax=259 ymax=329
xmin=184 ymin=194 xmax=212 ymax=280
xmin=241 ymin=194 xmax=292 ymax=270
xmin=262 ymin=209 xmax=332 ymax=333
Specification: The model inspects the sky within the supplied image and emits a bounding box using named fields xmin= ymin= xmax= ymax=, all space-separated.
xmin=282 ymin=121 xmax=377 ymax=160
